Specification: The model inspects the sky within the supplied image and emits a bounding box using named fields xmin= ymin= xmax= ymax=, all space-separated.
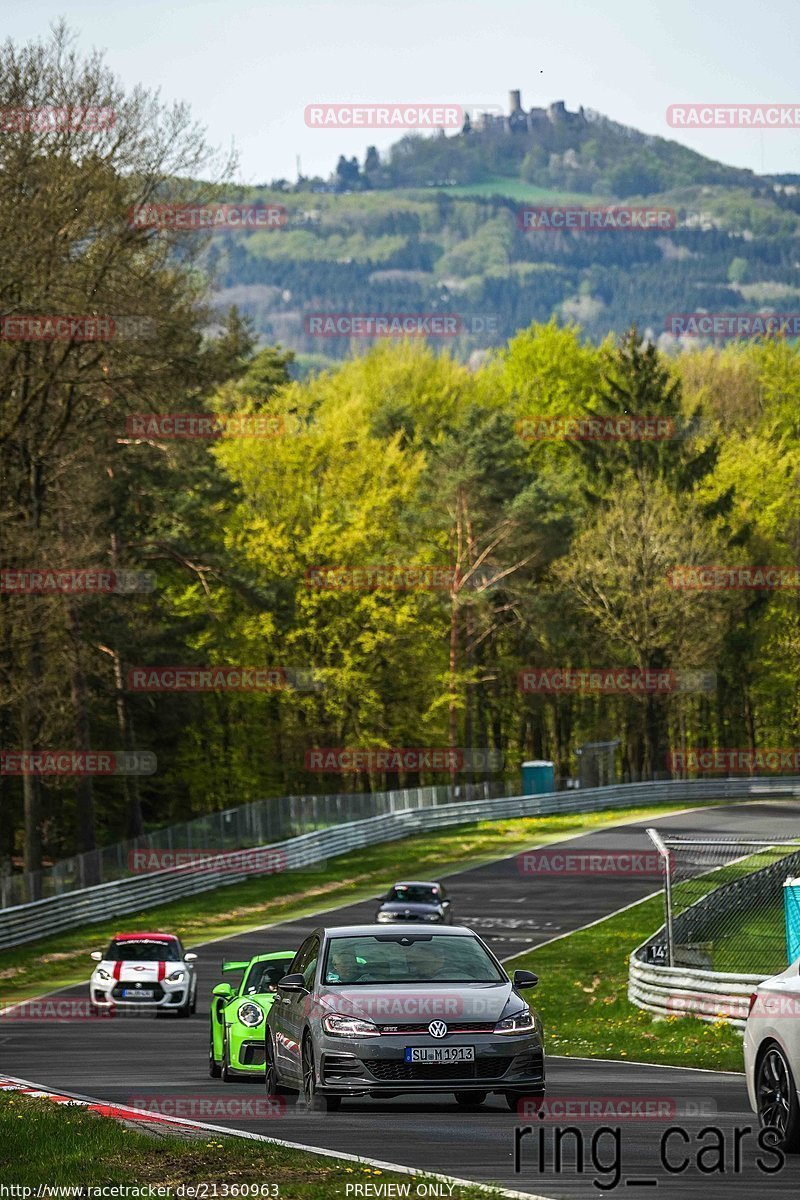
xmin=6 ymin=0 xmax=800 ymax=184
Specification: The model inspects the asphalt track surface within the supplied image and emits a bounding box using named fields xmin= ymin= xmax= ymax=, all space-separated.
xmin=3 ymin=800 xmax=800 ymax=1198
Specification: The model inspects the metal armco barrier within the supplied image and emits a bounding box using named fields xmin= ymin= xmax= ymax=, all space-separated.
xmin=628 ymin=953 xmax=763 ymax=1028
xmin=2 ymin=775 xmax=798 ymax=951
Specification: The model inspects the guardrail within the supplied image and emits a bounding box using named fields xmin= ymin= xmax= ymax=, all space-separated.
xmin=0 ymin=779 xmax=514 ymax=908
xmin=2 ymin=775 xmax=798 ymax=952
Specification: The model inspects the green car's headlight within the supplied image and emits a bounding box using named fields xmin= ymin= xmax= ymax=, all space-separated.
xmin=494 ymin=1009 xmax=535 ymax=1035
xmin=238 ymin=1002 xmax=264 ymax=1027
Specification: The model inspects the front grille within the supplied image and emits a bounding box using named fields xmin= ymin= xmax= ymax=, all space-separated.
xmin=378 ymin=1023 xmax=496 ymax=1035
xmin=240 ymin=1042 xmax=266 ymax=1067
xmin=368 ymin=1057 xmax=512 ymax=1082
xmin=112 ymin=983 xmax=165 ymax=1002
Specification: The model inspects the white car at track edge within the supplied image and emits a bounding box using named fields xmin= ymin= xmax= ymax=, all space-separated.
xmin=89 ymin=930 xmax=198 ymax=1017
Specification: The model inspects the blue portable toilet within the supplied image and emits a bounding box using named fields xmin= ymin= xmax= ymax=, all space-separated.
xmin=784 ymin=878 xmax=800 ymax=963
xmin=522 ymin=760 xmax=555 ymax=796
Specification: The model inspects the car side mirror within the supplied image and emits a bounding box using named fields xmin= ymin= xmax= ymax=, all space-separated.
xmin=278 ymin=972 xmax=307 ymax=992
xmin=184 ymin=952 xmax=198 ymax=962
xmin=212 ymin=982 xmax=234 ymax=998
xmin=513 ymin=969 xmax=539 ymax=990
xmin=90 ymin=951 xmax=103 ymax=961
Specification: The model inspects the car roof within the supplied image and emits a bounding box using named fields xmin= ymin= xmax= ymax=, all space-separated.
xmin=389 ymin=881 xmax=441 ymax=888
xmin=112 ymin=931 xmax=178 ymax=940
xmin=322 ymin=923 xmax=472 ymax=938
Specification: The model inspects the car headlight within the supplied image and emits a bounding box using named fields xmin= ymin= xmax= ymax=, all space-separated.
xmin=322 ymin=1014 xmax=380 ymax=1038
xmin=166 ymin=969 xmax=185 ymax=983
xmin=237 ymin=1002 xmax=264 ymax=1027
xmin=424 ymin=913 xmax=442 ymax=921
xmin=494 ymin=1009 xmax=535 ymax=1035
xmin=95 ymin=968 xmax=111 ymax=982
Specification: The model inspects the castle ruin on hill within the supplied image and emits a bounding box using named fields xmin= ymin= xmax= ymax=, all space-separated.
xmin=464 ymin=90 xmax=587 ymax=136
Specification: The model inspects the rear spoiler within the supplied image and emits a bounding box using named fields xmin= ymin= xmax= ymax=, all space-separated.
xmin=221 ymin=960 xmax=249 ymax=972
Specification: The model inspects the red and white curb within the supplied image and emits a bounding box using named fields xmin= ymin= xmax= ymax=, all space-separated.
xmin=0 ymin=1073 xmax=546 ymax=1199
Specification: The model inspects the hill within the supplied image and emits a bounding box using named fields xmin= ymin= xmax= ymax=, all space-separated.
xmin=203 ymin=95 xmax=800 ymax=366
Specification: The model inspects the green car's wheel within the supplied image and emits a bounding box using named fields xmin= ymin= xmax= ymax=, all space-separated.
xmin=208 ymin=1022 xmax=222 ymax=1078
xmin=302 ymin=1037 xmax=340 ymax=1112
xmin=221 ymin=1027 xmax=234 ymax=1083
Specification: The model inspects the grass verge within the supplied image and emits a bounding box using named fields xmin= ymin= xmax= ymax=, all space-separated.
xmin=506 ymin=893 xmax=746 ymax=1073
xmin=0 ymin=1090 xmax=494 ymax=1195
xmin=0 ymin=800 xmax=722 ymax=1007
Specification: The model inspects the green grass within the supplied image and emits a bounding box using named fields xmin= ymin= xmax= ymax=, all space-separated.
xmin=506 ymin=893 xmax=746 ymax=1073
xmin=0 ymin=1091 xmax=495 ymax=1195
xmin=0 ymin=800 xmax=719 ymax=1008
xmin=706 ymin=899 xmax=786 ymax=975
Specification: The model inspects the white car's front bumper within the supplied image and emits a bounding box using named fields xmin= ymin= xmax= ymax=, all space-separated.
xmin=90 ymin=973 xmax=192 ymax=1009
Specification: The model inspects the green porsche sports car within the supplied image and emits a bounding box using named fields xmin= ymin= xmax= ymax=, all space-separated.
xmin=209 ymin=951 xmax=296 ymax=1081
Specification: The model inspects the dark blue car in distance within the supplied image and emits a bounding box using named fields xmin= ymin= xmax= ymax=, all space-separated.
xmin=375 ymin=880 xmax=453 ymax=924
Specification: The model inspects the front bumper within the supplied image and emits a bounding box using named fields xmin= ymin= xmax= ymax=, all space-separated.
xmin=90 ymin=978 xmax=191 ymax=1009
xmin=315 ymin=1031 xmax=545 ymax=1096
xmin=227 ymin=1025 xmax=267 ymax=1074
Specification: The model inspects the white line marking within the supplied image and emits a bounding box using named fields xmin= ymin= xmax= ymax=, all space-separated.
xmin=0 ymin=1072 xmax=549 ymax=1200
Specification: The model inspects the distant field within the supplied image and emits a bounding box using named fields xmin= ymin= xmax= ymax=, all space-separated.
xmin=418 ymin=177 xmax=606 ymax=204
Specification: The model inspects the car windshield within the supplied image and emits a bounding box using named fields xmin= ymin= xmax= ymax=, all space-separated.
xmin=106 ymin=938 xmax=181 ymax=962
xmin=243 ymin=960 xmax=294 ymax=994
xmin=323 ymin=934 xmax=503 ymax=984
xmin=385 ymin=885 xmax=440 ymax=905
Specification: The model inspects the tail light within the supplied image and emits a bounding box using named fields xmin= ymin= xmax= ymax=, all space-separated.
xmin=747 ymin=992 xmax=758 ymax=1017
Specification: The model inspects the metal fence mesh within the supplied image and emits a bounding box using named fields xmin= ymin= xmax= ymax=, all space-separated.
xmin=0 ymin=779 xmax=515 ymax=908
xmin=649 ymin=833 xmax=800 ymax=975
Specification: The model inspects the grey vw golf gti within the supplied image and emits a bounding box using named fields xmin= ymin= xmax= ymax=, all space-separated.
xmin=264 ymin=924 xmax=545 ymax=1111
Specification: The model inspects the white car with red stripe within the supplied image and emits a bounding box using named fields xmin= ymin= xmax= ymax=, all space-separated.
xmin=89 ymin=931 xmax=198 ymax=1017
